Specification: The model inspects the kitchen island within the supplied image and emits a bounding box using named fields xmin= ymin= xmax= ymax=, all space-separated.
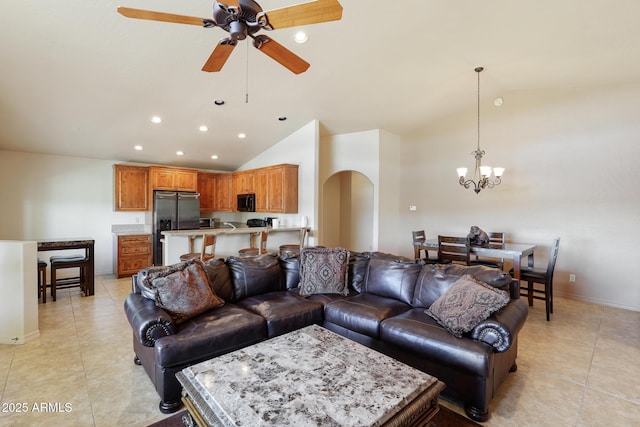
xmin=161 ymin=227 xmax=308 ymax=264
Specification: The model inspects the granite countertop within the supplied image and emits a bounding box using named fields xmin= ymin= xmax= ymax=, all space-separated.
xmin=162 ymin=226 xmax=305 ymax=236
xmin=112 ymin=224 xmax=152 ymax=236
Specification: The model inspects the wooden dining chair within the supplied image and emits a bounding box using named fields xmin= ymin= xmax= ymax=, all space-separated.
xmin=412 ymin=230 xmax=437 ymax=263
xmin=472 ymin=231 xmax=506 ymax=269
xmin=180 ymin=234 xmax=216 ymax=262
xmin=511 ymin=238 xmax=560 ymax=321
xmin=437 ymin=235 xmax=471 ymax=265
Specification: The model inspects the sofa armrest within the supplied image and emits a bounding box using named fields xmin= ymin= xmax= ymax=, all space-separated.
xmin=124 ymin=293 xmax=176 ymax=347
xmin=470 ymin=299 xmax=528 ymax=352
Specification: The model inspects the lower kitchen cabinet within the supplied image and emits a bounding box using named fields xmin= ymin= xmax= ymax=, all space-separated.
xmin=115 ymin=234 xmax=152 ymax=278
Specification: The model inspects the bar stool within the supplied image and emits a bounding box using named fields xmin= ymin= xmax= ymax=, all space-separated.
xmin=50 ymin=255 xmax=90 ymax=301
xmin=37 ymin=259 xmax=47 ymax=303
xmin=278 ymin=228 xmax=308 ymax=256
xmin=180 ymin=234 xmax=216 ymax=262
xmin=239 ymin=229 xmax=269 ymax=258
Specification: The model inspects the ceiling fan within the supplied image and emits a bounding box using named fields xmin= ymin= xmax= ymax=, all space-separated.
xmin=117 ymin=0 xmax=343 ymax=74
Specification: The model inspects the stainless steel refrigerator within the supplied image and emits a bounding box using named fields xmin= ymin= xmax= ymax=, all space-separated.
xmin=153 ymin=191 xmax=200 ymax=265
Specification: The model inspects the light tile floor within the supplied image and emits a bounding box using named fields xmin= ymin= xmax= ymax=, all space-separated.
xmin=1 ymin=275 xmax=639 ymax=426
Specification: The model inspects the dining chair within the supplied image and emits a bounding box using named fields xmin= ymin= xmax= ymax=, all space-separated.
xmin=412 ymin=230 xmax=438 ymax=263
xmin=510 ymin=237 xmax=560 ymax=321
xmin=180 ymin=234 xmax=216 ymax=262
xmin=472 ymin=231 xmax=506 ymax=269
xmin=437 ymin=235 xmax=471 ymax=265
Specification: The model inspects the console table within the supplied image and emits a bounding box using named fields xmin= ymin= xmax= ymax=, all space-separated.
xmin=37 ymin=238 xmax=95 ymax=296
xmin=177 ymin=325 xmax=445 ymax=426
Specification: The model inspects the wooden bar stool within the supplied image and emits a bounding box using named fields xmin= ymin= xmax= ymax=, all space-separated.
xmin=279 ymin=228 xmax=308 ymax=256
xmin=50 ymin=255 xmax=89 ymax=301
xmin=37 ymin=259 xmax=47 ymax=303
xmin=180 ymin=234 xmax=216 ymax=262
xmin=239 ymin=229 xmax=269 ymax=258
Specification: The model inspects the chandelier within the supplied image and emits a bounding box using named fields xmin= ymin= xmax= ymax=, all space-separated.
xmin=456 ymin=66 xmax=504 ymax=194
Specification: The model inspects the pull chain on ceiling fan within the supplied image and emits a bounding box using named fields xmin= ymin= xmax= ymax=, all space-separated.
xmin=117 ymin=0 xmax=343 ymax=74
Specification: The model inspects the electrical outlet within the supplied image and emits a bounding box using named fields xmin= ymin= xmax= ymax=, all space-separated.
xmin=569 ymin=274 xmax=576 ymax=283
xmin=409 ymin=205 xmax=417 ymax=211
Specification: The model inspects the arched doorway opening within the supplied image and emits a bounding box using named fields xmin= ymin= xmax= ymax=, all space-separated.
xmin=321 ymin=170 xmax=374 ymax=252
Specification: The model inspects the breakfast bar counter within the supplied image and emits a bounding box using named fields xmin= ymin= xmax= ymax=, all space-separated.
xmin=161 ymin=227 xmax=308 ymax=264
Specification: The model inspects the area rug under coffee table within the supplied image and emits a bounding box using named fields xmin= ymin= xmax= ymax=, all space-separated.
xmin=175 ymin=324 xmax=446 ymax=426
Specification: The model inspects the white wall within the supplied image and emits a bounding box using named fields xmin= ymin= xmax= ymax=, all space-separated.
xmin=398 ymin=82 xmax=640 ymax=311
xmin=237 ymin=120 xmax=319 ymax=245
xmin=0 ymin=151 xmax=146 ymax=276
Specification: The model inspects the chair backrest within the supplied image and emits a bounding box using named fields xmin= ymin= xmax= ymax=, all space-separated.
xmin=545 ymin=238 xmax=561 ymax=284
xmin=259 ymin=228 xmax=269 ymax=254
xmin=487 ymin=232 xmax=505 ymax=247
xmin=412 ymin=230 xmax=426 ymax=244
xmin=200 ymin=234 xmax=216 ymax=260
xmin=438 ymin=235 xmax=470 ymax=264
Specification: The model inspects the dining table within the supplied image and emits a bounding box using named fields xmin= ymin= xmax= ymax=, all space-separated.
xmin=37 ymin=238 xmax=95 ymax=296
xmin=419 ymin=238 xmax=536 ymax=280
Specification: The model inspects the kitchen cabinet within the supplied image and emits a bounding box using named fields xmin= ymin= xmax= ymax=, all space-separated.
xmin=233 ymin=171 xmax=255 ymax=195
xmin=215 ymin=173 xmax=233 ymax=212
xmin=255 ymin=164 xmax=298 ymax=213
xmin=150 ymin=166 xmax=197 ymax=192
xmin=114 ymin=164 xmax=149 ymax=211
xmin=115 ymin=234 xmax=152 ymax=278
xmin=197 ymin=172 xmax=217 ymax=212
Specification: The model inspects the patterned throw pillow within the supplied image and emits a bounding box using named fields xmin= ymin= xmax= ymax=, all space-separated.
xmin=425 ymin=275 xmax=510 ymax=338
xmin=299 ymin=247 xmax=350 ymax=296
xmin=147 ymin=259 xmax=224 ymax=323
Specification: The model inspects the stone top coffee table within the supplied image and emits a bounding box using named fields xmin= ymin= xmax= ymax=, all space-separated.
xmin=176 ymin=325 xmax=445 ymax=426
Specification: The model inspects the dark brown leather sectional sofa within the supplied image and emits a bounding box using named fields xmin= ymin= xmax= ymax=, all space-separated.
xmin=124 ymin=251 xmax=528 ymax=422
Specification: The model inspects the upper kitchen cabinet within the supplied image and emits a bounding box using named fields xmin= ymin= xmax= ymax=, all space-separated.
xmin=150 ymin=166 xmax=197 ymax=192
xmin=198 ymin=172 xmax=217 ymax=212
xmin=114 ymin=164 xmax=149 ymax=211
xmin=233 ymin=170 xmax=255 ymax=195
xmin=255 ymin=164 xmax=298 ymax=213
xmin=215 ymin=173 xmax=233 ymax=212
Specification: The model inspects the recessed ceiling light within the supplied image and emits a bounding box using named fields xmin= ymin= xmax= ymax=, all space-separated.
xmin=214 ymin=99 xmax=225 ymax=106
xmin=134 ymin=145 xmax=143 ymax=151
xmin=151 ymin=116 xmax=162 ymax=124
xmin=199 ymin=125 xmax=208 ymax=132
xmin=238 ymin=133 xmax=246 ymax=139
xmin=278 ymin=116 xmax=287 ymax=121
xmin=294 ymin=31 xmax=308 ymax=44
xmin=211 ymin=155 xmax=218 ymax=160
xmin=176 ymin=151 xmax=184 ymax=156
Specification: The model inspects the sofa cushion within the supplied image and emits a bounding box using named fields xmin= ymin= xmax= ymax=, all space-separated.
xmin=278 ymin=252 xmax=300 ymax=290
xmin=142 ymin=259 xmax=225 ymax=324
xmin=227 ymin=254 xmax=282 ymax=301
xmin=299 ymin=247 xmax=350 ymax=296
xmin=237 ymin=292 xmax=324 ymax=338
xmin=425 ymin=275 xmax=510 ymax=338
xmin=202 ymin=258 xmax=234 ymax=302
xmin=363 ymin=257 xmax=422 ymax=305
xmin=347 ymin=251 xmax=370 ymax=293
xmin=380 ymin=308 xmax=494 ymax=377
xmin=411 ymin=263 xmax=512 ymax=308
xmin=324 ymin=293 xmax=411 ymax=338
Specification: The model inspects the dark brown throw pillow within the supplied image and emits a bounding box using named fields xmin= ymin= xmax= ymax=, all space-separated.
xmin=202 ymin=258 xmax=234 ymax=302
xmin=425 ymin=275 xmax=510 ymax=338
xmin=299 ymin=247 xmax=350 ymax=296
xmin=146 ymin=259 xmax=224 ymax=323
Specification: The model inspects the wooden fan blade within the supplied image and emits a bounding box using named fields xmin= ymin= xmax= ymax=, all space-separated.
xmin=253 ymin=35 xmax=310 ymax=74
xmin=263 ymin=0 xmax=343 ymax=29
xmin=117 ymin=7 xmax=205 ymax=26
xmin=202 ymin=40 xmax=237 ymax=72
xmin=224 ymin=0 xmax=241 ymax=7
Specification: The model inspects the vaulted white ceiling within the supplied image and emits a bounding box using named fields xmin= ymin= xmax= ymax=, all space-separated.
xmin=2 ymin=0 xmax=639 ymax=171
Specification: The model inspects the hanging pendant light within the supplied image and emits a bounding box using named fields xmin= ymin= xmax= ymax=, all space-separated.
xmin=457 ymin=66 xmax=504 ymax=194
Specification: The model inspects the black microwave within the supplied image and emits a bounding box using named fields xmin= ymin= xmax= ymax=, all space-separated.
xmin=237 ymin=193 xmax=255 ymax=212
